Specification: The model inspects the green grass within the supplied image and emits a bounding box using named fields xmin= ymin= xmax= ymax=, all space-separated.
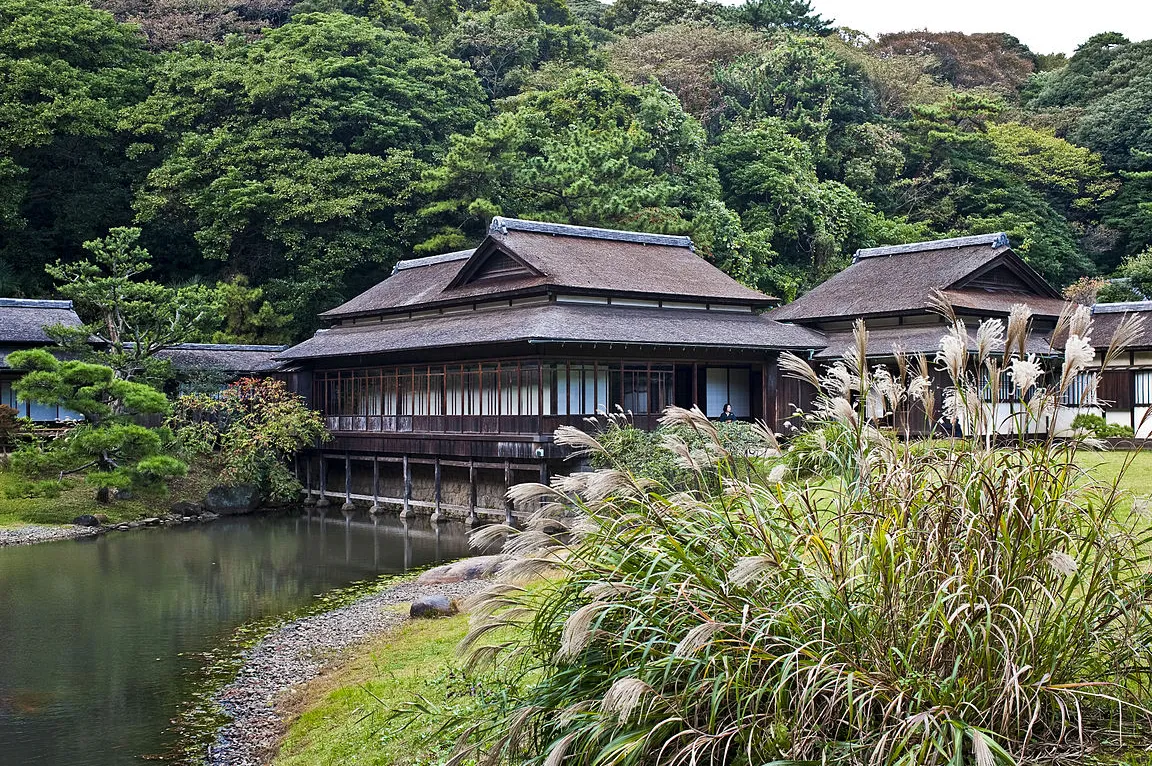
xmin=1078 ymin=449 xmax=1152 ymax=497
xmin=273 ymin=612 xmax=478 ymax=766
xmin=0 ymin=459 xmax=221 ymax=527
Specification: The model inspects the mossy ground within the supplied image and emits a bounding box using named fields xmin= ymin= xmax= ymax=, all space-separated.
xmin=272 ymin=611 xmax=478 ymax=766
xmin=0 ymin=458 xmax=222 ymax=527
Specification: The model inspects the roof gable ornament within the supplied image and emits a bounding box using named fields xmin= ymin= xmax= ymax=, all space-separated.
xmin=854 ymin=232 xmax=1010 ymax=262
xmin=444 ymin=239 xmax=544 ymax=289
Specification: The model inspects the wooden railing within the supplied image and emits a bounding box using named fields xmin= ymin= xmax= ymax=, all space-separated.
xmin=323 ymin=413 xmax=663 ymax=436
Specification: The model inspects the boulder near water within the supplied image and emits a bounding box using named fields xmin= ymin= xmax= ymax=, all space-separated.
xmin=409 ymin=595 xmax=459 ymax=618
xmin=415 ymin=554 xmax=513 ymax=585
xmin=72 ymin=515 xmax=101 ymax=527
xmin=170 ymin=500 xmax=202 ymax=516
xmin=204 ymin=485 xmax=261 ymax=515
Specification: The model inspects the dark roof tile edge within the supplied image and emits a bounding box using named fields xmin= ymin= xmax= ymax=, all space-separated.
xmin=165 ymin=343 xmax=289 ymax=351
xmin=855 ymin=232 xmax=1009 ymax=260
xmin=0 ymin=298 xmax=74 ymax=309
xmin=489 ymin=217 xmax=694 ymax=249
xmin=391 ymin=249 xmax=475 ymax=275
xmin=1093 ymin=301 xmax=1152 ymax=314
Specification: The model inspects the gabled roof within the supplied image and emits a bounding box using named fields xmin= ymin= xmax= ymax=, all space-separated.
xmin=280 ymin=303 xmax=824 ymax=361
xmin=0 ymin=298 xmax=83 ymax=345
xmin=322 ymin=218 xmax=774 ymax=320
xmin=769 ymin=234 xmax=1062 ymax=323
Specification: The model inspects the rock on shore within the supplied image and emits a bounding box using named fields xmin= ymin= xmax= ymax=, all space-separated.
xmin=207 ymin=577 xmax=492 ymax=766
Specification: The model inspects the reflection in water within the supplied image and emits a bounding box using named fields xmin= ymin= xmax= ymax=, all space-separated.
xmin=0 ymin=511 xmax=473 ymax=766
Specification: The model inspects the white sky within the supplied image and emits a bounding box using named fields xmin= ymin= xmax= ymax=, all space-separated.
xmin=808 ymin=0 xmax=1152 ymax=54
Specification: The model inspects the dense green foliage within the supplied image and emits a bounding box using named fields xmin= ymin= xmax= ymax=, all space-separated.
xmin=4 ymin=0 xmax=1152 ymax=331
xmin=172 ymin=377 xmax=328 ymax=501
xmin=5 ymin=350 xmax=185 ymax=501
xmin=1070 ymin=412 xmax=1135 ymax=438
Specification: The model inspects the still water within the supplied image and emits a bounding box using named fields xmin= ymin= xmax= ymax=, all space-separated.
xmin=0 ymin=511 xmax=473 ymax=765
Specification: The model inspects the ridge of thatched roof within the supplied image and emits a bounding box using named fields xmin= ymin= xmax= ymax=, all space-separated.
xmin=322 ymin=219 xmax=775 ymax=320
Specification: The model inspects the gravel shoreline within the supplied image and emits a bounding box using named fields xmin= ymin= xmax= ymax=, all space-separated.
xmin=0 ymin=524 xmax=100 ymax=547
xmin=206 ymin=576 xmax=491 ymax=766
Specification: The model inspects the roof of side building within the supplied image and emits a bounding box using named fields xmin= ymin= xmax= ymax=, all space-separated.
xmin=0 ymin=298 xmax=84 ymax=345
xmin=322 ymin=218 xmax=775 ymax=319
xmin=154 ymin=343 xmax=289 ymax=373
xmin=769 ymin=234 xmax=1063 ymax=323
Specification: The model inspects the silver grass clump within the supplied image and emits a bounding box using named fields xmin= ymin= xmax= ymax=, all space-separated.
xmin=600 ymin=677 xmax=653 ymax=722
xmin=557 ymin=602 xmax=607 ymax=661
xmin=672 ymin=621 xmax=725 ymax=657
xmin=437 ymin=308 xmax=1152 ymax=766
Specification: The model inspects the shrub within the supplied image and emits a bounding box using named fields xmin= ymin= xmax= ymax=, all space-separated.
xmin=0 ymin=404 xmax=21 ymax=445
xmin=172 ymin=378 xmax=328 ymax=502
xmin=1071 ymin=412 xmax=1135 ymax=438
xmin=454 ymin=304 xmax=1152 ymax=766
xmin=591 ymin=412 xmax=780 ymax=490
xmin=2 ymin=477 xmax=67 ymax=499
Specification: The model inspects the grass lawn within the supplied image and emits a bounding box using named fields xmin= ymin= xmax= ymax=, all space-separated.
xmin=1078 ymin=449 xmax=1152 ymax=498
xmin=0 ymin=459 xmax=221 ymax=527
xmin=274 ymin=611 xmax=479 ymax=766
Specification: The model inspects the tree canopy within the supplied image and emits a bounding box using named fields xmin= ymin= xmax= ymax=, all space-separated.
xmin=3 ymin=0 xmax=1152 ymax=333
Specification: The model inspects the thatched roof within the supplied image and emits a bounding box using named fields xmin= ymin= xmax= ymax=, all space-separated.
xmin=1089 ymin=302 xmax=1152 ymax=350
xmin=280 ymin=303 xmax=825 ymax=361
xmin=322 ymin=218 xmax=774 ymax=320
xmin=155 ymin=343 xmax=288 ymax=373
xmin=0 ymin=298 xmax=83 ymax=345
xmin=770 ymin=234 xmax=1063 ymax=323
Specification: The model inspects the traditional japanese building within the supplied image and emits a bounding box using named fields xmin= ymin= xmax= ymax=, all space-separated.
xmin=1085 ymin=302 xmax=1152 ymax=437
xmin=277 ymin=217 xmax=824 ymax=520
xmin=768 ymin=233 xmax=1083 ymax=435
xmin=0 ymin=297 xmax=286 ymax=421
xmin=0 ymin=298 xmax=86 ymax=421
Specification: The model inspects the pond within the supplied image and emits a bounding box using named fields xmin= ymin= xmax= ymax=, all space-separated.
xmin=0 ymin=511 xmax=474 ymax=765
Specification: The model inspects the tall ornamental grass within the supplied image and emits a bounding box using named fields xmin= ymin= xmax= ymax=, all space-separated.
xmin=456 ymin=299 xmax=1152 ymax=766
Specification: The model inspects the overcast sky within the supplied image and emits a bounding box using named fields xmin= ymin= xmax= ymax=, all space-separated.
xmin=809 ymin=0 xmax=1152 ymax=54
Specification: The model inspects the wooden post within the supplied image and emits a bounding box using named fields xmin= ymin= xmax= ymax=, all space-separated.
xmin=303 ymin=455 xmax=316 ymax=506
xmin=467 ymin=460 xmax=481 ymax=528
xmin=400 ymin=455 xmax=414 ymax=519
xmin=369 ymin=458 xmax=382 ymax=514
xmin=504 ymin=460 xmax=516 ymax=526
xmin=538 ymin=460 xmax=550 ymax=513
xmin=430 ymin=458 xmax=446 ymax=523
xmin=341 ymin=452 xmax=355 ymax=511
xmin=316 ymin=455 xmax=330 ymax=508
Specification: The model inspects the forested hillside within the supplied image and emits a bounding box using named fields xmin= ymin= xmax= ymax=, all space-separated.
xmin=3 ymin=0 xmax=1151 ymax=339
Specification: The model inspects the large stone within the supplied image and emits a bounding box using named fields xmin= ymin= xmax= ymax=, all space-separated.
xmin=72 ymin=514 xmax=101 ymax=527
xmin=203 ymin=484 xmax=261 ymax=515
xmin=415 ymin=554 xmax=513 ymax=585
xmin=409 ymin=596 xmax=458 ymax=619
xmin=170 ymin=500 xmax=202 ymax=516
